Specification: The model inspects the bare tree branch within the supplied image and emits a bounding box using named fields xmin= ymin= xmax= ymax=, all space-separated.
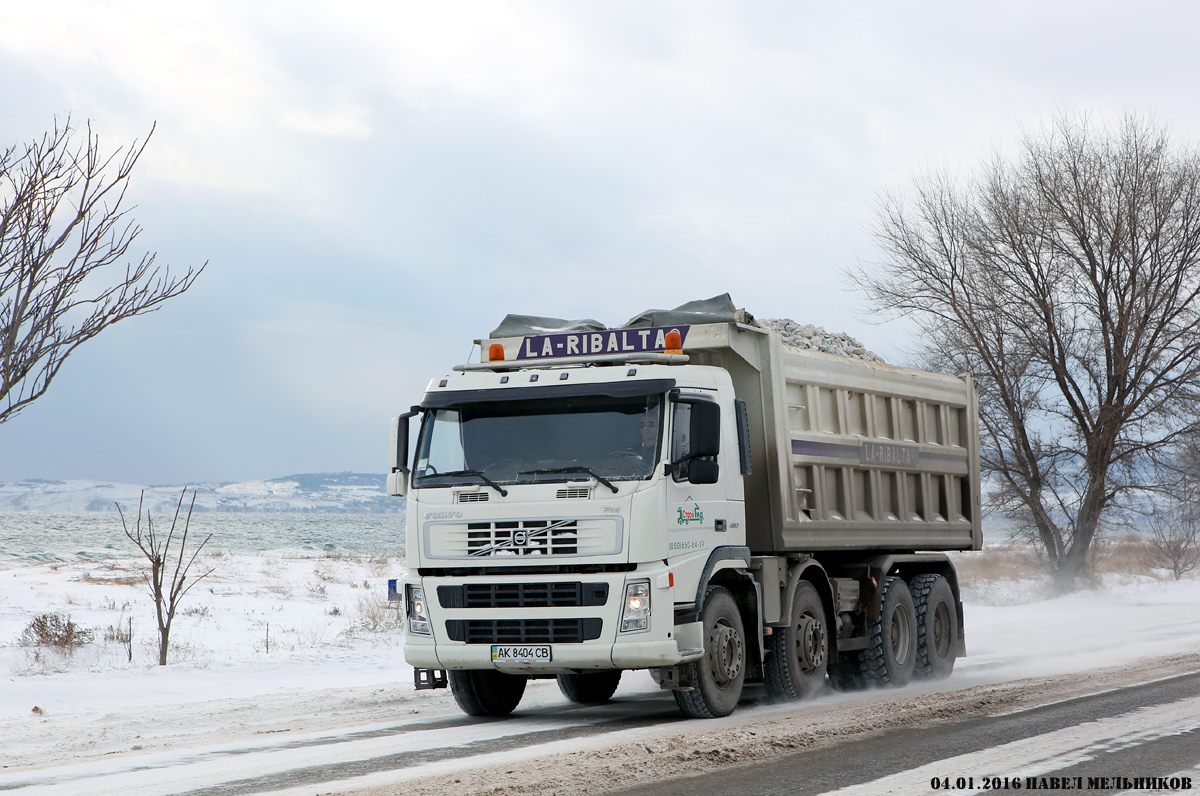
xmin=1143 ymin=502 xmax=1200 ymax=580
xmin=118 ymin=488 xmax=213 ymax=665
xmin=1 ymin=117 xmax=204 ymax=424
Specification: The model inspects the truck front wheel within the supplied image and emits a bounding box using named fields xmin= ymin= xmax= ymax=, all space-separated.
xmin=764 ymin=581 xmax=828 ymax=701
xmin=557 ymin=670 xmax=622 ymax=703
xmin=910 ymin=573 xmax=958 ymax=679
xmin=448 ymin=669 xmax=528 ymax=716
xmin=673 ymin=586 xmax=746 ymax=719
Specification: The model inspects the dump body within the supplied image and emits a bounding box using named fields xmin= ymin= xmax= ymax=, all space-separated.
xmin=484 ymin=321 xmax=983 ymax=554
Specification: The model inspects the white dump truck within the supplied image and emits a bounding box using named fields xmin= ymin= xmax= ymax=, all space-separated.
xmin=388 ymin=297 xmax=981 ymax=719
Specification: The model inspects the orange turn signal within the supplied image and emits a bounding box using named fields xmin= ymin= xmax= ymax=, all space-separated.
xmin=664 ymin=330 xmax=683 ymax=355
xmin=488 ymin=343 xmax=505 ymax=362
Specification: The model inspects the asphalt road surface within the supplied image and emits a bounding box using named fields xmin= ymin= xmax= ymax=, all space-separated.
xmin=610 ymin=672 xmax=1200 ymax=796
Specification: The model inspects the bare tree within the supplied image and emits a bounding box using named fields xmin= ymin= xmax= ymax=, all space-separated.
xmin=1143 ymin=503 xmax=1200 ymax=580
xmin=1 ymin=117 xmax=203 ymax=424
xmin=850 ymin=112 xmax=1200 ymax=591
xmin=118 ymin=489 xmax=214 ymax=665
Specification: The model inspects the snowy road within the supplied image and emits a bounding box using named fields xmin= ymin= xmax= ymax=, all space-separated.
xmin=5 ymin=658 xmax=1200 ymax=796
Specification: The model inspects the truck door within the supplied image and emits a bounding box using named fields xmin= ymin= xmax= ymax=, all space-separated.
xmin=665 ymin=393 xmax=728 ymax=556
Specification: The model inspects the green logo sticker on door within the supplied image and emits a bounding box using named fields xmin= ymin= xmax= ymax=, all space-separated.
xmin=677 ymin=496 xmax=705 ymax=525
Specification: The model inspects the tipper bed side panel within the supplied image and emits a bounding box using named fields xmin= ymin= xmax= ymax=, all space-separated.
xmin=685 ymin=323 xmax=982 ymax=554
xmin=775 ymin=346 xmax=981 ymax=552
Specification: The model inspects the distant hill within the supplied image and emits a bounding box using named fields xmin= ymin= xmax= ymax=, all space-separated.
xmin=0 ymin=473 xmax=404 ymax=513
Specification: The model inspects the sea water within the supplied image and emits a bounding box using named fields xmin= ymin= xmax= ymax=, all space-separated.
xmin=0 ymin=512 xmax=406 ymax=569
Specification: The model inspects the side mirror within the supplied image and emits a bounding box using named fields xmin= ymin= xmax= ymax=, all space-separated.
xmin=688 ymin=400 xmax=721 ymax=457
xmin=386 ymin=470 xmax=409 ymax=497
xmin=688 ymin=458 xmax=719 ymax=485
xmin=388 ymin=406 xmax=422 ymax=496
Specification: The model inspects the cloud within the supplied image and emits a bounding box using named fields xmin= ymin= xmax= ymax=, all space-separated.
xmin=6 ymin=0 xmax=1200 ymax=482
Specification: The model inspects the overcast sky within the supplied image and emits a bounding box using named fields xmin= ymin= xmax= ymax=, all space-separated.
xmin=2 ymin=0 xmax=1198 ymax=485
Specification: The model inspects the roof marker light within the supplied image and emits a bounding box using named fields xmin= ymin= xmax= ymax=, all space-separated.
xmin=664 ymin=330 xmax=683 ymax=355
xmin=488 ymin=343 xmax=505 ymax=362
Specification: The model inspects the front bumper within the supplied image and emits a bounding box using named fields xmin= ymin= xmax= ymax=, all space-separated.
xmin=402 ymin=567 xmax=698 ymax=672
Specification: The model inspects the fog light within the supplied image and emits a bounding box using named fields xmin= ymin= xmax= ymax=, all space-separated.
xmin=620 ymin=580 xmax=651 ymax=633
xmin=406 ymin=584 xmax=431 ymax=635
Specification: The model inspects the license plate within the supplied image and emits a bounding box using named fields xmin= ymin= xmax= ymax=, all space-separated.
xmin=491 ymin=644 xmax=552 ymax=663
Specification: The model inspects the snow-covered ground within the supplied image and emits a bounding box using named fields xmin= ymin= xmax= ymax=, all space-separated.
xmin=0 ymin=551 xmax=414 ymax=773
xmin=1 ymin=546 xmax=1199 ymax=795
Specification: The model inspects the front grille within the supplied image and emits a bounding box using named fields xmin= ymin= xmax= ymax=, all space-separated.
xmin=467 ymin=519 xmax=580 ymax=556
xmin=445 ymin=618 xmax=603 ymax=644
xmin=438 ymin=582 xmax=609 ymax=608
xmin=457 ymin=492 xmax=489 ymax=503
xmin=424 ymin=516 xmax=622 ymax=559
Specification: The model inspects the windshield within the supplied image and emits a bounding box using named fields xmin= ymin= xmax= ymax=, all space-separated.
xmin=413 ymin=394 xmax=663 ymax=487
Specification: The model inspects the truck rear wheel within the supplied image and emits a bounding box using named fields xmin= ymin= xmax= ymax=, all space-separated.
xmin=859 ymin=576 xmax=917 ymax=687
xmin=764 ymin=581 xmax=828 ymax=701
xmin=673 ymin=586 xmax=745 ymax=719
xmin=448 ymin=669 xmax=528 ymax=716
xmin=910 ymin=573 xmax=957 ymax=679
xmin=557 ymin=670 xmax=622 ymax=703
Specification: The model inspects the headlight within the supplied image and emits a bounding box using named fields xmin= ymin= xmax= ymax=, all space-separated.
xmin=406 ymin=584 xmax=431 ymax=635
xmin=619 ymin=580 xmax=651 ymax=633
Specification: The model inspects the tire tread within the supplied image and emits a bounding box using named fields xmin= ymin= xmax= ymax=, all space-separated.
xmin=763 ymin=581 xmax=827 ymax=702
xmin=557 ymin=670 xmax=622 ymax=703
xmin=910 ymin=573 xmax=957 ymax=680
xmin=858 ymin=575 xmax=915 ymax=687
xmin=448 ymin=670 xmax=527 ymax=716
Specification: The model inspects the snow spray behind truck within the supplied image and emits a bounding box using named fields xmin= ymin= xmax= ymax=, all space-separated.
xmin=388 ymin=296 xmax=981 ymax=719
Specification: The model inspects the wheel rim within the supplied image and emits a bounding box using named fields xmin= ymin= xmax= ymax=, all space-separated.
xmin=933 ymin=601 xmax=952 ymax=658
xmin=795 ymin=612 xmax=826 ymax=674
xmin=890 ymin=603 xmax=912 ymax=665
xmin=708 ymin=619 xmax=743 ymax=685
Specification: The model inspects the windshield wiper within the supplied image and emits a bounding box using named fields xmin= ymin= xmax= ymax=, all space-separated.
xmin=426 ymin=469 xmax=508 ymax=496
xmin=518 ymin=467 xmax=619 ymax=493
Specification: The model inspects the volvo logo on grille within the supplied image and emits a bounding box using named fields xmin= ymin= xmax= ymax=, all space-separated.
xmin=513 ymin=530 xmax=528 ymax=546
